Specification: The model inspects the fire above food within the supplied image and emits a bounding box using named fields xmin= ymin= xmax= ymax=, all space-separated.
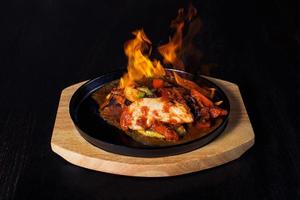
xmin=92 ymin=5 xmax=228 ymax=146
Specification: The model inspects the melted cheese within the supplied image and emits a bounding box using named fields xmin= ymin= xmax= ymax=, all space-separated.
xmin=126 ymin=97 xmax=193 ymax=130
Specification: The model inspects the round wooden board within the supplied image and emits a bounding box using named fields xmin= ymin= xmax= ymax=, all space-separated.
xmin=51 ymin=76 xmax=254 ymax=177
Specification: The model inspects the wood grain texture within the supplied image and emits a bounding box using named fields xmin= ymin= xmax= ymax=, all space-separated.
xmin=51 ymin=77 xmax=254 ymax=177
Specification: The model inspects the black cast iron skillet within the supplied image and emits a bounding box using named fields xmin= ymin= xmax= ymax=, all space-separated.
xmin=69 ymin=68 xmax=230 ymax=157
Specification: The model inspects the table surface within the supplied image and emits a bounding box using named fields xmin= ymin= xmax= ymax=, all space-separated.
xmin=0 ymin=0 xmax=299 ymax=199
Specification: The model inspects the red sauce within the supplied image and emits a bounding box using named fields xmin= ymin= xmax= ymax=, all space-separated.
xmin=136 ymin=106 xmax=149 ymax=129
xmin=140 ymin=106 xmax=149 ymax=116
xmin=160 ymin=89 xmax=171 ymax=100
xmin=163 ymin=103 xmax=171 ymax=113
xmin=168 ymin=119 xmax=178 ymax=124
xmin=136 ymin=118 xmax=148 ymax=128
xmin=120 ymin=107 xmax=132 ymax=130
xmin=153 ymin=110 xmax=159 ymax=117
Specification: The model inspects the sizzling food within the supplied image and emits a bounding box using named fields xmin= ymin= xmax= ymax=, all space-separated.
xmin=92 ymin=6 xmax=228 ymax=146
xmin=92 ymin=71 xmax=228 ymax=146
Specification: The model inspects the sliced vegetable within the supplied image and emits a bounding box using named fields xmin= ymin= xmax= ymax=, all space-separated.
xmin=152 ymin=79 xmax=164 ymax=88
xmin=124 ymin=86 xmax=140 ymax=102
xmin=137 ymin=130 xmax=165 ymax=139
xmin=105 ymin=93 xmax=111 ymax=99
xmin=214 ymin=100 xmax=223 ymax=106
xmin=191 ymin=89 xmax=213 ymax=107
xmin=137 ymin=91 xmax=145 ymax=98
xmin=175 ymin=125 xmax=187 ymax=137
xmin=208 ymin=88 xmax=216 ymax=99
xmin=137 ymin=87 xmax=153 ymax=96
xmin=173 ymin=72 xmax=210 ymax=96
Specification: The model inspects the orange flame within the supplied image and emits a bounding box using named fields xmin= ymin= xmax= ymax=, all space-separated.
xmin=119 ymin=29 xmax=165 ymax=88
xmin=120 ymin=5 xmax=199 ymax=88
xmin=158 ymin=5 xmax=197 ymax=70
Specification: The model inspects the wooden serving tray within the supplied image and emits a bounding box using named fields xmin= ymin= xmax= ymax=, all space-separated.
xmin=51 ymin=77 xmax=254 ymax=177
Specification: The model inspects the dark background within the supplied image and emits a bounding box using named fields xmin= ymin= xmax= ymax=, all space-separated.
xmin=1 ymin=0 xmax=300 ymax=199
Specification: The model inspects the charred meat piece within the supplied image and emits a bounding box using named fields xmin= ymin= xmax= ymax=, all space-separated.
xmin=101 ymin=104 xmax=123 ymax=128
xmin=158 ymin=87 xmax=187 ymax=105
xmin=184 ymin=95 xmax=202 ymax=120
xmin=200 ymin=107 xmax=210 ymax=121
xmin=100 ymin=88 xmax=126 ymax=109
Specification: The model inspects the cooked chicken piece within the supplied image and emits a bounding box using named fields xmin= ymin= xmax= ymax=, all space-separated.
xmin=120 ymin=97 xmax=193 ymax=131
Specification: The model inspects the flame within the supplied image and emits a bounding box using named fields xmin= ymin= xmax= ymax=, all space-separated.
xmin=158 ymin=21 xmax=185 ymax=70
xmin=119 ymin=5 xmax=199 ymax=88
xmin=119 ymin=29 xmax=165 ymax=88
xmin=158 ymin=5 xmax=198 ymax=70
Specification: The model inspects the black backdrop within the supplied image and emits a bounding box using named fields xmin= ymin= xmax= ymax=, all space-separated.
xmin=0 ymin=0 xmax=300 ymax=199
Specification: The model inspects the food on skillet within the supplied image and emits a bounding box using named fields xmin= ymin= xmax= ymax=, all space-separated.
xmin=92 ymin=70 xmax=228 ymax=146
xmin=92 ymin=6 xmax=228 ymax=146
